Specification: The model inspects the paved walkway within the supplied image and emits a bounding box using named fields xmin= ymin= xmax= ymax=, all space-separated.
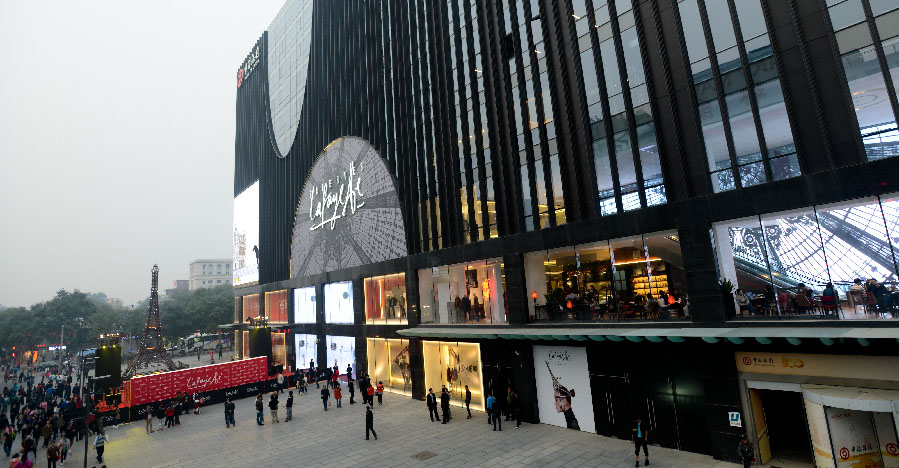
xmin=37 ymin=385 xmax=749 ymax=468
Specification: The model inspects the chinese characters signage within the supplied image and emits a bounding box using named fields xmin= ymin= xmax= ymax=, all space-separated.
xmin=237 ymin=40 xmax=262 ymax=88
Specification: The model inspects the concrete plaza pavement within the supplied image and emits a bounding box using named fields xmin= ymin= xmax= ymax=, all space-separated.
xmin=55 ymin=384 xmax=749 ymax=468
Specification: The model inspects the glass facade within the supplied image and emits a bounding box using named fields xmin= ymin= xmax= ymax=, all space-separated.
xmin=524 ymin=232 xmax=685 ymax=322
xmin=364 ymin=273 xmax=408 ymax=325
xmin=326 ymin=335 xmax=356 ymax=380
xmin=714 ymin=195 xmax=899 ymax=319
xmin=419 ymin=258 xmax=507 ymax=324
xmin=828 ymin=0 xmax=899 ymax=161
xmin=267 ymin=0 xmax=314 ymax=156
xmin=677 ymin=0 xmax=800 ymax=191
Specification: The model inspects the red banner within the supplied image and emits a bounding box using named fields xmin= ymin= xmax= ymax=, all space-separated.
xmin=129 ymin=357 xmax=267 ymax=405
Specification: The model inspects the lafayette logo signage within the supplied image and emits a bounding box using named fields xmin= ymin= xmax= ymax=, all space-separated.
xmin=308 ymin=161 xmax=366 ymax=231
xmin=237 ymin=42 xmax=262 ymax=88
xmin=290 ymin=137 xmax=407 ymax=278
xmin=130 ymin=357 xmax=267 ymax=405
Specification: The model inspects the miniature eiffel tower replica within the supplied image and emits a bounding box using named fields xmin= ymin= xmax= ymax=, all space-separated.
xmin=123 ymin=264 xmax=182 ymax=379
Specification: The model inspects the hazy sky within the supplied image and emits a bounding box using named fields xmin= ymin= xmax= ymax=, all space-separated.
xmin=0 ymin=1 xmax=284 ymax=307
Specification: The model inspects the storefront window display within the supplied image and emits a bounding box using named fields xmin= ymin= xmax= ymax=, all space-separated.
xmin=272 ymin=332 xmax=287 ymax=371
xmin=326 ymin=335 xmax=356 ymax=380
xmin=713 ymin=196 xmax=899 ymax=319
xmin=366 ymin=338 xmax=411 ymax=395
xmin=242 ymin=294 xmax=260 ymax=323
xmin=364 ymin=273 xmax=407 ymax=324
xmin=241 ymin=331 xmax=249 ymax=359
xmin=524 ymin=231 xmax=684 ymax=321
xmin=324 ymin=281 xmax=354 ymax=324
xmin=418 ymin=258 xmax=507 ymax=324
xmin=293 ymin=286 xmax=316 ymax=323
xmin=422 ymin=340 xmax=484 ymax=410
xmin=264 ymin=290 xmax=289 ymax=323
xmin=294 ymin=333 xmax=316 ymax=372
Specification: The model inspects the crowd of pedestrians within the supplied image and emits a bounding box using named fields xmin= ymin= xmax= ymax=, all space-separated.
xmin=1 ymin=354 xmax=113 ymax=467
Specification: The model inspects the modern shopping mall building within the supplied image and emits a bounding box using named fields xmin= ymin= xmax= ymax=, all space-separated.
xmin=229 ymin=0 xmax=899 ymax=464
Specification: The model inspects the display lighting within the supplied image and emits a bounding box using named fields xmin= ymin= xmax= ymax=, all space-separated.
xmin=249 ymin=316 xmax=269 ymax=328
xmin=613 ymin=257 xmax=662 ymax=266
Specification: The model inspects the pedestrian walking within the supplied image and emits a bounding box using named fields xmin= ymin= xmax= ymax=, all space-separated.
xmin=426 ymin=388 xmax=439 ymax=422
xmin=486 ymin=393 xmax=495 ymax=424
xmin=224 ymin=398 xmax=236 ymax=428
xmin=738 ymin=435 xmax=754 ymax=468
xmin=493 ymin=397 xmax=503 ymax=431
xmin=93 ymin=429 xmax=108 ymax=463
xmin=144 ymin=408 xmax=153 ymax=433
xmin=376 ymin=381 xmax=384 ymax=405
xmin=464 ymin=385 xmax=472 ymax=419
xmin=365 ymin=406 xmax=377 ymax=440
xmin=321 ymin=386 xmax=330 ymax=411
xmin=58 ymin=437 xmax=69 ymax=465
xmin=512 ymin=391 xmax=522 ymax=428
xmin=366 ymin=385 xmax=374 ymax=407
xmin=192 ymin=392 xmax=202 ymax=415
xmin=46 ymin=440 xmax=59 ymax=468
xmin=334 ymin=386 xmax=342 ymax=408
xmin=268 ymin=393 xmax=279 ymax=423
xmin=632 ymin=417 xmax=649 ymax=467
xmin=277 ymin=373 xmax=285 ymax=393
xmin=255 ymin=395 xmax=264 ymax=426
xmin=348 ymin=379 xmax=355 ymax=404
xmin=440 ymin=387 xmax=450 ymax=424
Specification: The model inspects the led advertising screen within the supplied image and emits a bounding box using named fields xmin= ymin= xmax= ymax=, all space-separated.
xmin=324 ymin=281 xmax=354 ymax=324
xmin=294 ymin=333 xmax=317 ymax=371
xmin=533 ymin=345 xmax=595 ymax=433
xmin=294 ymin=286 xmax=316 ymax=323
xmin=233 ymin=180 xmax=260 ymax=285
xmin=326 ymin=335 xmax=356 ymax=380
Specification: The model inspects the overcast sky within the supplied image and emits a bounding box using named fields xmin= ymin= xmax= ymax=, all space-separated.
xmin=0 ymin=0 xmax=284 ymax=307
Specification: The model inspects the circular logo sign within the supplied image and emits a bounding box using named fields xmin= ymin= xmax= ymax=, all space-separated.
xmin=887 ymin=443 xmax=898 ymax=456
xmin=839 ymin=447 xmax=850 ymax=460
xmin=237 ymin=68 xmax=244 ymax=88
xmin=742 ymin=357 xmax=752 ymax=366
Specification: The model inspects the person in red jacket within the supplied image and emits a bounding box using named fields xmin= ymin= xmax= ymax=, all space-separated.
xmin=366 ymin=385 xmax=375 ymax=406
xmin=334 ymin=386 xmax=343 ymax=408
xmin=376 ymin=381 xmax=384 ymax=405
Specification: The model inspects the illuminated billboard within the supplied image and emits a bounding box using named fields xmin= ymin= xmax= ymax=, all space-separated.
xmin=233 ymin=180 xmax=259 ymax=285
xmin=324 ymin=281 xmax=354 ymax=324
xmin=290 ymin=137 xmax=407 ymax=278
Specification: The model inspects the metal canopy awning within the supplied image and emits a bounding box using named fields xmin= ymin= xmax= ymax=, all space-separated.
xmin=396 ymin=326 xmax=899 ymax=345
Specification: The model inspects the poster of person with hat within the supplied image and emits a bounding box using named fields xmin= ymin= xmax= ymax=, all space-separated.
xmin=533 ymin=345 xmax=595 ymax=433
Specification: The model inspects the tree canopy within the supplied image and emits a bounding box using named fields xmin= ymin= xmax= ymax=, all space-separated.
xmin=0 ymin=285 xmax=233 ymax=351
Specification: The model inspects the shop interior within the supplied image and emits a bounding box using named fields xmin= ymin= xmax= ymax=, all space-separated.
xmin=364 ymin=273 xmax=408 ymax=324
xmin=750 ymin=389 xmax=815 ymax=468
xmin=524 ymin=231 xmax=685 ymax=321
xmin=714 ymin=196 xmax=899 ymax=320
xmin=419 ymin=258 xmax=507 ymax=324
xmin=367 ymin=338 xmax=411 ymax=395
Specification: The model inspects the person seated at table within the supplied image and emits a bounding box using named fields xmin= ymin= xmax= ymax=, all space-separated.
xmin=821 ymin=282 xmax=838 ymax=302
xmin=850 ymin=279 xmax=865 ymax=294
xmin=735 ymin=289 xmax=755 ymax=316
xmin=658 ymin=292 xmax=670 ymax=319
xmin=795 ymin=293 xmax=815 ymax=314
xmin=797 ymin=283 xmax=810 ymax=298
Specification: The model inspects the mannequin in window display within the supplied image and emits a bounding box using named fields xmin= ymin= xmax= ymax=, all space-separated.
xmin=472 ymin=295 xmax=480 ymax=321
xmin=546 ymin=361 xmax=580 ymax=430
xmin=462 ymin=294 xmax=471 ymax=321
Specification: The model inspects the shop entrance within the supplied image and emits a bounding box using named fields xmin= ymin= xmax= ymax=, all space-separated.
xmin=751 ymin=389 xmax=815 ymax=467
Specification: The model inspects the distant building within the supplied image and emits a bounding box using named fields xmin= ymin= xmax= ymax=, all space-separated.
xmin=188 ymin=259 xmax=231 ymax=291
xmin=163 ymin=280 xmax=189 ymax=301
